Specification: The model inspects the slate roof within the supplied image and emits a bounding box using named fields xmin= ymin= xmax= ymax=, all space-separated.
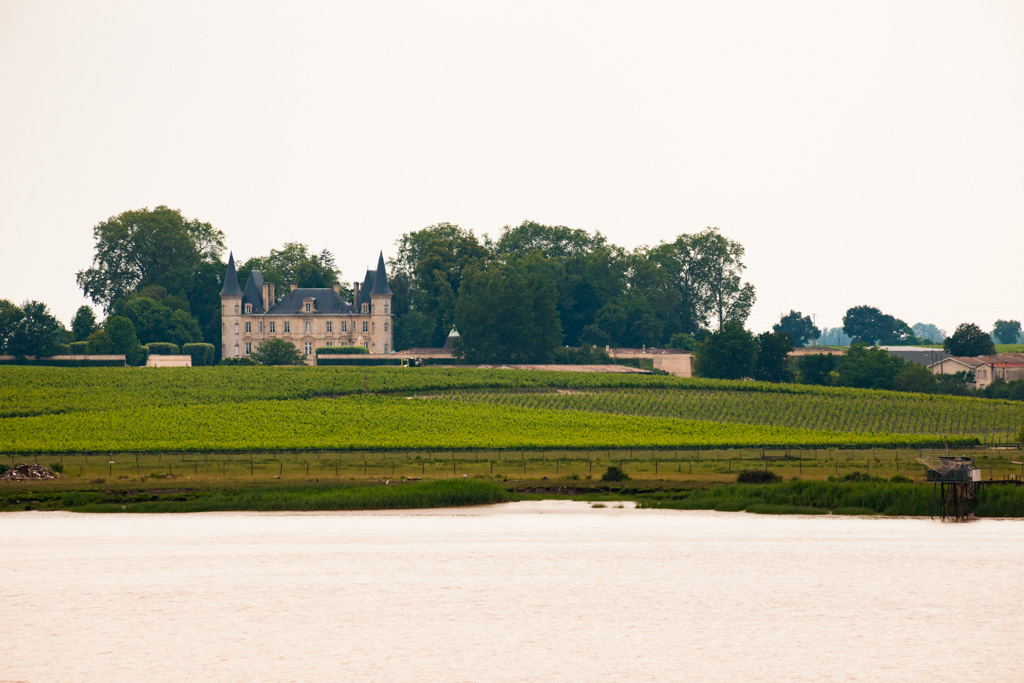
xmin=265 ymin=287 xmax=355 ymax=315
xmin=242 ymin=270 xmax=266 ymax=314
xmin=219 ymin=253 xmax=243 ymax=297
xmin=369 ymin=252 xmax=392 ymax=296
xmin=357 ymin=270 xmax=376 ymax=309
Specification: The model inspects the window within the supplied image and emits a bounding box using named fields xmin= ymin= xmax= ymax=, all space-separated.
xmin=326 ymin=321 xmax=333 ymax=333
xmin=304 ymin=342 xmax=312 ymax=355
xmin=362 ymin=304 xmax=368 ymax=313
xmin=341 ymin=321 xmax=347 ymax=332
xmin=326 ymin=341 xmax=333 ymax=347
xmin=363 ymin=342 xmax=368 ymax=349
xmin=245 ymin=322 xmax=251 ymax=333
xmin=362 ymin=321 xmax=368 ymax=333
xmin=234 ymin=323 xmax=239 ymax=334
xmin=284 ymin=321 xmax=291 ymax=333
xmin=304 ymin=321 xmax=311 ymax=333
xmin=372 ymin=322 xmax=375 ymax=333
xmin=384 ymin=344 xmax=389 ymax=354
xmin=258 ymin=322 xmax=264 ymax=333
xmin=234 ymin=305 xmax=238 ymax=314
xmin=245 ymin=342 xmax=252 ymax=354
xmin=385 ymin=304 xmax=388 ymax=314
xmin=233 ymin=343 xmax=239 ymax=357
xmin=269 ymin=322 xmax=276 ymax=333
xmin=245 ymin=304 xmax=252 ymax=313
xmin=384 ymin=323 xmax=388 ymax=332
xmin=305 ymin=303 xmax=311 ymax=312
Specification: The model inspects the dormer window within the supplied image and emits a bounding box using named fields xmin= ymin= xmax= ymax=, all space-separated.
xmin=302 ymin=297 xmax=317 ymax=313
xmin=245 ymin=304 xmax=252 ymax=313
xmin=305 ymin=303 xmax=311 ymax=312
xmin=362 ymin=304 xmax=368 ymax=314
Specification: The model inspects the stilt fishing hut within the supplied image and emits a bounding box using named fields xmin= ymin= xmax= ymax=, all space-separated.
xmin=918 ymin=456 xmax=981 ymax=521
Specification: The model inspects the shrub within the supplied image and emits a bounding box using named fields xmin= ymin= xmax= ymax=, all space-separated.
xmin=183 ymin=343 xmax=216 ymax=367
xmin=86 ymin=329 xmax=114 ymax=354
xmin=55 ymin=343 xmax=71 ymax=356
xmin=219 ymin=357 xmax=256 ymax=366
xmin=889 ymin=474 xmax=912 ymax=483
xmin=49 ymin=462 xmax=64 ymax=474
xmin=70 ymin=341 xmax=88 ymax=354
xmin=737 ymin=469 xmax=782 ymax=484
xmin=145 ymin=342 xmax=181 ymax=355
xmin=601 ymin=465 xmax=630 ymax=482
xmin=317 ymin=345 xmax=369 ymax=355
xmin=551 ymin=346 xmax=613 ymax=365
xmin=251 ymin=338 xmax=306 ymax=365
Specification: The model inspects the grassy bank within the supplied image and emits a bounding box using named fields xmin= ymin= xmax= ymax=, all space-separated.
xmin=635 ymin=480 xmax=1024 ymax=517
xmin=2 ymin=479 xmax=509 ymax=513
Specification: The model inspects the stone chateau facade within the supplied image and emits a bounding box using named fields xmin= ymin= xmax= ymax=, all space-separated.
xmin=220 ymin=251 xmax=394 ymax=360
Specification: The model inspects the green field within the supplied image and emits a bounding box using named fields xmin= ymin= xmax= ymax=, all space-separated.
xmin=5 ymin=366 xmax=1021 ymax=453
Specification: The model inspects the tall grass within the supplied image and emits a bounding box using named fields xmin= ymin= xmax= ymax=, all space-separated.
xmin=637 ymin=481 xmax=937 ymax=516
xmin=70 ymin=479 xmax=510 ymax=513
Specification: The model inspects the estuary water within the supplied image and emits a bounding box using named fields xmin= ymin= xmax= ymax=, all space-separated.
xmin=2 ymin=502 xmax=1022 ymax=682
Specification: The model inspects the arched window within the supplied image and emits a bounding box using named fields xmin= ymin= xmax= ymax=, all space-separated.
xmin=384 ymin=323 xmax=388 ymax=333
xmin=234 ymin=323 xmax=239 ymax=334
xmin=234 ymin=305 xmax=238 ymax=314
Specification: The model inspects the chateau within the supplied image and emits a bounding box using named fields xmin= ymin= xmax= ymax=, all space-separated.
xmin=220 ymin=251 xmax=394 ymax=360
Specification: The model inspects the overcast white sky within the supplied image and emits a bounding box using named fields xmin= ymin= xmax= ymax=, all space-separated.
xmin=1 ymin=0 xmax=1022 ymax=335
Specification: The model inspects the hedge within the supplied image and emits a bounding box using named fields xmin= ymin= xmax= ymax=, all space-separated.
xmin=0 ymin=357 xmax=126 ymax=367
xmin=316 ymin=357 xmax=404 ymax=366
xmin=145 ymin=342 xmax=181 ymax=355
xmin=218 ymin=357 xmax=256 ymax=366
xmin=316 ymin=345 xmax=369 ymax=355
xmin=70 ymin=341 xmax=88 ymax=354
xmin=183 ymin=343 xmax=216 ymax=367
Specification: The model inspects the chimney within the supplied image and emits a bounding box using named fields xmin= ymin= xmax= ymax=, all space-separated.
xmin=262 ymin=282 xmax=271 ymax=311
xmin=332 ymin=282 xmax=341 ymax=295
xmin=267 ymin=281 xmax=275 ymax=306
xmin=290 ymin=284 xmax=297 ymax=292
xmin=352 ymin=282 xmax=360 ymax=307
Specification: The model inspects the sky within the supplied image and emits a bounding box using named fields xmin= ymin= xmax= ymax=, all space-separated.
xmin=1 ymin=0 xmax=1022 ymax=336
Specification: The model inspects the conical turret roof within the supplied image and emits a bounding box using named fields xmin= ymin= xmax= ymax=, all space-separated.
xmin=369 ymin=251 xmax=392 ymax=296
xmin=220 ymin=252 xmax=243 ymax=297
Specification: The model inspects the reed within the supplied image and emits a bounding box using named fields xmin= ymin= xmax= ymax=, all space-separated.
xmin=65 ymin=479 xmax=510 ymax=513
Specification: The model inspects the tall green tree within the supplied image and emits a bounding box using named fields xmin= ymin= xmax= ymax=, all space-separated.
xmin=842 ymin=305 xmax=914 ymax=345
xmin=0 ymin=299 xmax=21 ymax=353
xmin=992 ymin=319 xmax=1022 ymax=345
xmin=494 ymin=221 xmax=626 ymax=345
xmin=5 ymin=301 xmax=63 ymax=358
xmin=944 ymin=323 xmax=996 ymax=356
xmin=76 ymin=205 xmax=225 ymax=349
xmin=836 ymin=344 xmax=904 ymax=390
xmin=912 ymin=322 xmax=946 ymax=344
xmin=753 ymin=330 xmax=793 ymax=382
xmin=105 ymin=316 xmax=145 ymax=365
xmin=454 ymin=253 xmax=562 ymax=363
xmin=773 ymin=310 xmax=820 ymax=348
xmin=390 ymin=223 xmax=489 ymax=349
xmin=112 ymin=294 xmax=202 ymax=346
xmin=70 ymin=306 xmax=98 ymax=342
xmin=693 ymin=321 xmax=757 ymax=380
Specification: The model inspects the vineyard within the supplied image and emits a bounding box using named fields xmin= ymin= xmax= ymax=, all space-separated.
xmin=0 ymin=366 xmax=1021 ymax=455
xmin=451 ymin=387 xmax=1024 ymax=442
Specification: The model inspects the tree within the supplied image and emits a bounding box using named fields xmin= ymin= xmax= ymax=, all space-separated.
xmin=836 ymin=344 xmax=905 ymax=390
xmin=76 ymin=206 xmax=226 ymax=351
xmin=237 ymin=242 xmax=344 ymax=300
xmin=912 ymin=323 xmax=946 ymax=344
xmin=842 ymin=306 xmax=914 ymax=345
xmin=648 ymin=227 xmax=755 ymax=333
xmin=773 ymin=310 xmax=820 ymax=348
xmin=250 ymin=338 xmax=306 ymax=365
xmin=86 ymin=329 xmax=114 ymax=354
xmin=754 ymin=331 xmax=793 ymax=382
xmin=944 ymin=323 xmax=996 ymax=357
xmin=105 ymin=316 xmax=145 ymax=365
xmin=693 ymin=322 xmax=757 ymax=380
xmin=992 ymin=320 xmax=1022 ymax=345
xmin=795 ymin=353 xmax=839 ymax=385
xmin=70 ymin=306 xmax=98 ymax=342
xmin=454 ymin=254 xmax=562 ymax=363
xmin=77 ymin=205 xmax=225 ymax=311
xmin=112 ymin=294 xmax=202 ymax=346
xmin=5 ymin=301 xmax=62 ymax=358
xmin=0 ymin=299 xmax=22 ymax=353
xmin=895 ymin=363 xmax=936 ymax=394
xmin=390 ymin=223 xmax=489 ymax=349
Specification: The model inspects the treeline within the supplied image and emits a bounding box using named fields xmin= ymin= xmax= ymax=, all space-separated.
xmin=388 ymin=221 xmax=755 ymax=362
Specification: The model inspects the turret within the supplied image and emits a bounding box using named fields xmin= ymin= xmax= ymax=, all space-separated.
xmin=220 ymin=252 xmax=243 ymax=358
xmin=369 ymin=251 xmax=393 ymax=354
